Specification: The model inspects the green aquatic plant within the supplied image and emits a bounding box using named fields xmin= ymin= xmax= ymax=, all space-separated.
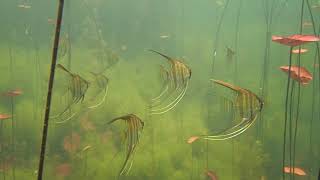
xmin=51 ymin=64 xmax=89 ymax=123
xmin=0 ymin=113 xmax=12 ymax=180
xmin=188 ymin=79 xmax=263 ymax=142
xmin=65 ymin=0 xmax=72 ymax=70
xmin=108 ymin=114 xmax=144 ymax=177
xmin=304 ymin=0 xmax=320 ymax=179
xmin=0 ymin=0 xmax=318 ymax=179
xmin=271 ymin=4 xmax=320 ymax=177
xmin=6 ymin=29 xmax=17 ymax=180
xmin=233 ymin=138 xmax=269 ymax=179
xmin=2 ymin=89 xmax=22 ymax=180
xmin=258 ymin=0 xmax=281 ymax=147
xmin=149 ymin=50 xmax=191 ymax=115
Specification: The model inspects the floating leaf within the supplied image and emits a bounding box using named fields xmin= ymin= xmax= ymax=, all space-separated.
xmin=283 ymin=166 xmax=306 ymax=176
xmin=280 ymin=66 xmax=312 ymax=85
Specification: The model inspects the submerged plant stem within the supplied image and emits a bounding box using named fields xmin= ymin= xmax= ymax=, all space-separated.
xmin=10 ymin=98 xmax=15 ymax=180
xmin=66 ymin=0 xmax=72 ymax=70
xmin=282 ymin=46 xmax=293 ymax=180
xmin=84 ymin=152 xmax=88 ymax=178
xmin=288 ymin=82 xmax=295 ymax=180
xmin=233 ymin=0 xmax=242 ymax=84
xmin=205 ymin=139 xmax=208 ymax=170
xmin=8 ymin=34 xmax=16 ymax=180
xmin=37 ymin=0 xmax=65 ymax=179
xmin=0 ymin=119 xmax=4 ymax=180
xmin=304 ymin=6 xmax=320 ymax=178
xmin=292 ymin=1 xmax=305 ymax=180
xmin=211 ymin=0 xmax=231 ymax=75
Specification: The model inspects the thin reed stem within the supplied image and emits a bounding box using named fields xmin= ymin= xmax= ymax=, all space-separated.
xmin=282 ymin=46 xmax=293 ymax=180
xmin=37 ymin=1 xmax=65 ymax=179
xmin=211 ymin=0 xmax=231 ymax=75
xmin=10 ymin=98 xmax=15 ymax=180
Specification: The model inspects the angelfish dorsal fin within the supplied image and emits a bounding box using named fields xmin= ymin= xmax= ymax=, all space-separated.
xmin=148 ymin=49 xmax=174 ymax=63
xmin=211 ymin=79 xmax=242 ymax=92
xmin=57 ymin=64 xmax=73 ymax=75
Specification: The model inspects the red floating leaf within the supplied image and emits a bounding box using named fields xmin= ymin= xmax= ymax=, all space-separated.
xmin=283 ymin=166 xmax=306 ymax=176
xmin=292 ymin=48 xmax=308 ymax=54
xmin=0 ymin=114 xmax=12 ymax=120
xmin=3 ymin=89 xmax=23 ymax=97
xmin=280 ymin=66 xmax=313 ymax=85
xmin=289 ymin=34 xmax=320 ymax=42
xmin=272 ymin=34 xmax=320 ymax=46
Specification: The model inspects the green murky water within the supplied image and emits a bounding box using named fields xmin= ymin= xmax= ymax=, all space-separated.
xmin=0 ymin=0 xmax=319 ymax=179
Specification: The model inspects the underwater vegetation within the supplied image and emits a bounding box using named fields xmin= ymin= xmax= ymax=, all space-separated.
xmin=0 ymin=0 xmax=320 ymax=180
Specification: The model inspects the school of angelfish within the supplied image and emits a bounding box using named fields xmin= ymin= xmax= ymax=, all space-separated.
xmin=1 ymin=0 xmax=320 ymax=180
